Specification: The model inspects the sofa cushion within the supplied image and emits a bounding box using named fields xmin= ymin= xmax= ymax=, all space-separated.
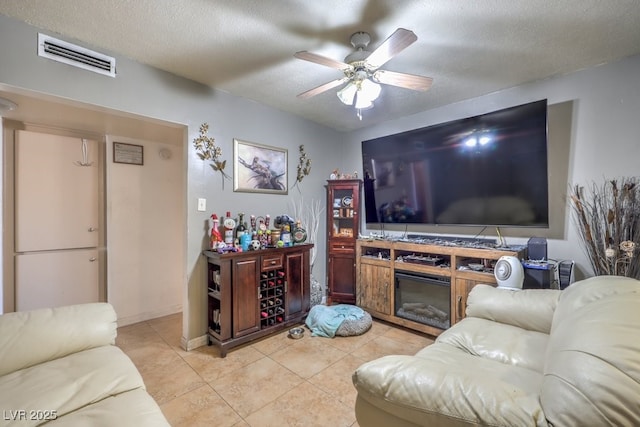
xmin=0 ymin=303 xmax=117 ymax=377
xmin=541 ymin=276 xmax=640 ymax=426
xmin=466 ymin=285 xmax=560 ymax=334
xmin=353 ymin=344 xmax=547 ymax=427
xmin=0 ymin=345 xmax=148 ymax=427
xmin=46 ymin=388 xmax=169 ymax=427
xmin=435 ymin=317 xmax=549 ymax=372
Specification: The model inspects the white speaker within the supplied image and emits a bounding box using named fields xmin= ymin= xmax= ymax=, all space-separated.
xmin=494 ymin=256 xmax=524 ymax=290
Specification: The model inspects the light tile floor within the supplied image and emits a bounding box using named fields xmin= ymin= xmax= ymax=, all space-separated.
xmin=116 ymin=312 xmax=434 ymax=427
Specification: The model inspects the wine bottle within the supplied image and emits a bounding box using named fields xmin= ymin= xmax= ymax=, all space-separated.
xmin=236 ymin=213 xmax=246 ymax=241
xmin=223 ymin=211 xmax=236 ymax=245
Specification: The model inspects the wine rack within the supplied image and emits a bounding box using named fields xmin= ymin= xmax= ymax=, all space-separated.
xmin=259 ymin=269 xmax=286 ymax=328
xmin=203 ymin=244 xmax=312 ymax=357
xmin=207 ymin=262 xmax=222 ymax=335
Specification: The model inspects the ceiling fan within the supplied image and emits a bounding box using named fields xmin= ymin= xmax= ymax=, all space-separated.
xmin=294 ymin=28 xmax=433 ymax=119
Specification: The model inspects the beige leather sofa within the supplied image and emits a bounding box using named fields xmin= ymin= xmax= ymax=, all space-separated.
xmin=0 ymin=303 xmax=170 ymax=426
xmin=353 ymin=276 xmax=640 ymax=426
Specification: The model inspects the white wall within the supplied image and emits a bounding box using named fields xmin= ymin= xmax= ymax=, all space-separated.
xmin=341 ymin=54 xmax=640 ymax=279
xmin=0 ymin=15 xmax=342 ymax=344
xmin=3 ymin=12 xmax=639 ymax=338
xmin=106 ymin=135 xmax=185 ymax=325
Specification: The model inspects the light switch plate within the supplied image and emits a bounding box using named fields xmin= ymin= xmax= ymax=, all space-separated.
xmin=197 ymin=198 xmax=207 ymax=212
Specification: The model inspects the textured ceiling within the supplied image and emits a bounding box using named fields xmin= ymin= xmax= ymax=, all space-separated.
xmin=1 ymin=0 xmax=640 ymax=131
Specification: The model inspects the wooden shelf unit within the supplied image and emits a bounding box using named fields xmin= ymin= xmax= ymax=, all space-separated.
xmin=356 ymin=239 xmax=526 ymax=336
xmin=325 ymin=179 xmax=362 ymax=304
xmin=204 ymin=244 xmax=312 ymax=357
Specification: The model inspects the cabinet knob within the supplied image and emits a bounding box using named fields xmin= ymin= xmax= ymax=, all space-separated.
xmin=89 ymin=257 xmax=97 ymax=262
xmin=88 ymin=227 xmax=98 ymax=232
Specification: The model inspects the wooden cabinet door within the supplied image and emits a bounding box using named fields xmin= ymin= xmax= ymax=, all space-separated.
xmin=328 ymin=253 xmax=356 ymax=304
xmin=453 ymin=278 xmax=487 ymax=324
xmin=358 ymin=264 xmax=392 ymax=315
xmin=285 ymin=250 xmax=309 ymax=318
xmin=232 ymin=258 xmax=260 ymax=337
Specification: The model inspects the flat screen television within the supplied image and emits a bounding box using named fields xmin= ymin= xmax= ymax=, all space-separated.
xmin=361 ymin=99 xmax=549 ymax=227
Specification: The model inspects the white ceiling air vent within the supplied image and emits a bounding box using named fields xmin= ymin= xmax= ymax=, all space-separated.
xmin=38 ymin=33 xmax=116 ymax=77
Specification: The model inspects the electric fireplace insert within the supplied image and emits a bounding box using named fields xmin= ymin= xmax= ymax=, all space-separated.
xmin=395 ymin=271 xmax=451 ymax=330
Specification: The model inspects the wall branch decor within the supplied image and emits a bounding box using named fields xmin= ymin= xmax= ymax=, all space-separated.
xmin=193 ymin=123 xmax=230 ymax=188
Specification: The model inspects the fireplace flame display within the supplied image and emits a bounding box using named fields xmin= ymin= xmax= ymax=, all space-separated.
xmin=395 ymin=272 xmax=451 ymax=330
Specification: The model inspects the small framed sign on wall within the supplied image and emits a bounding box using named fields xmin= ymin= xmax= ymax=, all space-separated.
xmin=113 ymin=142 xmax=144 ymax=165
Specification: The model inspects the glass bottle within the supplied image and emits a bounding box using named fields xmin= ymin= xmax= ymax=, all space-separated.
xmin=292 ymin=220 xmax=307 ymax=244
xmin=236 ymin=213 xmax=246 ymax=241
xmin=223 ymin=211 xmax=235 ymax=245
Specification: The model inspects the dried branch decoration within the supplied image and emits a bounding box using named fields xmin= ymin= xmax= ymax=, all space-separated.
xmin=193 ymin=123 xmax=230 ymax=187
xmin=291 ymin=144 xmax=311 ymax=191
xmin=570 ymin=177 xmax=640 ymax=278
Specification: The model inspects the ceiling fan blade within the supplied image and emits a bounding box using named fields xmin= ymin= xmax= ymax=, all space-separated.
xmin=297 ymin=77 xmax=349 ymax=99
xmin=365 ymin=28 xmax=418 ymax=69
xmin=294 ymin=51 xmax=351 ymax=71
xmin=373 ymin=70 xmax=433 ymax=91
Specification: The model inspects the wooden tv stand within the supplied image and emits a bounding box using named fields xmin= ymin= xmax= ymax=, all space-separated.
xmin=355 ymin=238 xmax=526 ymax=337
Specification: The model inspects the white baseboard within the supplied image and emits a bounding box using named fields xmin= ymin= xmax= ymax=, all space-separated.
xmin=116 ymin=304 xmax=182 ymax=327
xmin=181 ymin=334 xmax=208 ymax=351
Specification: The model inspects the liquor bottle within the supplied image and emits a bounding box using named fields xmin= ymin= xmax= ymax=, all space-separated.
xmin=292 ymin=220 xmax=307 ymax=244
xmin=209 ymin=214 xmax=223 ymax=249
xmin=223 ymin=211 xmax=236 ymax=245
xmin=236 ymin=213 xmax=246 ymax=241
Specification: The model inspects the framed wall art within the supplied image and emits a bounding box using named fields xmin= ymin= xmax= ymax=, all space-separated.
xmin=233 ymin=139 xmax=288 ymax=194
xmin=113 ymin=142 xmax=144 ymax=165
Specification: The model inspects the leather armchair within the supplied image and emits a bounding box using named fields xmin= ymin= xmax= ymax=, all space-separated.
xmin=353 ymin=276 xmax=640 ymax=426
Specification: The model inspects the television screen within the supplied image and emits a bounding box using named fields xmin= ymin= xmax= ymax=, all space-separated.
xmin=361 ymin=99 xmax=549 ymax=227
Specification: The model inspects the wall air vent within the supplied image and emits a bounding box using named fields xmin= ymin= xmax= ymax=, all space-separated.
xmin=38 ymin=33 xmax=116 ymax=78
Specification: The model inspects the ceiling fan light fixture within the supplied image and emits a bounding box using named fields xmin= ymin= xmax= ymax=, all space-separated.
xmin=354 ymin=92 xmax=374 ymax=110
xmin=359 ymin=78 xmax=381 ymax=102
xmin=337 ymin=81 xmax=357 ymax=105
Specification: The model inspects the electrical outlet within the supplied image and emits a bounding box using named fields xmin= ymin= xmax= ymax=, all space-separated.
xmin=197 ymin=198 xmax=206 ymax=212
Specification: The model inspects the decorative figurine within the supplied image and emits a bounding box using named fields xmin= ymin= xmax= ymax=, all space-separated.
xmin=210 ymin=214 xmax=223 ymax=250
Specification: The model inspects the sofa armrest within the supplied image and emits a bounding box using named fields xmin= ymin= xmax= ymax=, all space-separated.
xmin=0 ymin=303 xmax=117 ymax=377
xmin=466 ymin=285 xmax=560 ymax=334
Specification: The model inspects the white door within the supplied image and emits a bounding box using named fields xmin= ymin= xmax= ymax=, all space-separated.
xmin=14 ymin=130 xmax=101 ymax=311
xmin=15 ymin=249 xmax=100 ymax=311
xmin=15 ymin=130 xmax=99 ymax=252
